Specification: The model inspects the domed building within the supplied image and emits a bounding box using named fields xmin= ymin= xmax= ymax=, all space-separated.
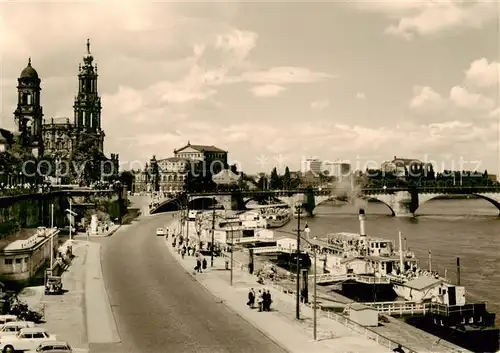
xmin=2 ymin=39 xmax=119 ymax=185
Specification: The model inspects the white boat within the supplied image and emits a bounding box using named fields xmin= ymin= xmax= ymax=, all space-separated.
xmin=308 ymin=209 xmax=466 ymax=307
xmin=259 ymin=204 xmax=292 ymax=228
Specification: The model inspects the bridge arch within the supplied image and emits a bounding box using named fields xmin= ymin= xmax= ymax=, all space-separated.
xmin=188 ymin=197 xmax=218 ymax=210
xmin=243 ymin=196 xmax=285 ymax=206
xmin=150 ymin=198 xmax=183 ymax=214
xmin=362 ymin=196 xmax=396 ymax=216
xmin=417 ymin=193 xmax=500 ymax=214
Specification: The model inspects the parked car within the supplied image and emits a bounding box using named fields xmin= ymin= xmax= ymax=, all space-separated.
xmin=0 ymin=315 xmax=17 ymax=326
xmin=0 ymin=327 xmax=56 ymax=353
xmin=36 ymin=340 xmax=73 ymax=352
xmin=0 ymin=321 xmax=35 ymax=338
xmin=156 ymin=228 xmax=165 ymax=236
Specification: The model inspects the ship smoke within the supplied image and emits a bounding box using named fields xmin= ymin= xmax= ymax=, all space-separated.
xmin=359 ymin=208 xmax=366 ymax=237
xmin=328 ymin=174 xmax=367 ymax=209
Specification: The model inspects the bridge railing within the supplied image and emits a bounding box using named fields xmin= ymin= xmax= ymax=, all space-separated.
xmin=362 ymin=185 xmax=500 ymax=195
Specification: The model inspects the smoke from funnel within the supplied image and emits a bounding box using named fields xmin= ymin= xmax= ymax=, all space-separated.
xmin=359 ymin=208 xmax=366 ymax=237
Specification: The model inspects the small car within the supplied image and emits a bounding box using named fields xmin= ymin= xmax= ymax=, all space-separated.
xmin=0 ymin=327 xmax=56 ymax=352
xmin=36 ymin=340 xmax=73 ymax=352
xmin=0 ymin=321 xmax=36 ymax=338
xmin=156 ymin=228 xmax=165 ymax=236
xmin=0 ymin=315 xmax=17 ymax=325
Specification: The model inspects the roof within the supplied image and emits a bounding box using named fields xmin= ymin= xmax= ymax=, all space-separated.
xmin=158 ymin=157 xmax=189 ymax=163
xmin=20 ymin=59 xmax=39 ymax=79
xmin=37 ymin=341 xmax=69 ymax=347
xmin=175 ymin=142 xmax=226 ymax=153
xmin=350 ymin=303 xmax=376 ymax=311
xmin=405 ymin=276 xmax=442 ymax=291
xmin=20 ymin=327 xmax=48 ymax=333
xmin=341 ymin=257 xmax=367 ymax=264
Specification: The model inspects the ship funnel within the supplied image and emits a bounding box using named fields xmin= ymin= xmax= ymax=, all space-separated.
xmin=359 ymin=208 xmax=366 ymax=237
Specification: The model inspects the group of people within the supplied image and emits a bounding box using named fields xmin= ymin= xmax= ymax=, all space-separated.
xmin=247 ymin=288 xmax=273 ymax=312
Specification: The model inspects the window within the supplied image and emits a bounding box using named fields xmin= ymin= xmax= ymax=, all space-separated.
xmin=20 ymin=333 xmax=31 ymax=339
xmin=4 ymin=259 xmax=12 ymax=265
xmin=15 ymin=258 xmax=21 ymax=264
xmin=32 ymin=332 xmax=45 ymax=338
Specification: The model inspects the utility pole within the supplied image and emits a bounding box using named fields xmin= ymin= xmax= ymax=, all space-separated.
xmin=69 ymin=198 xmax=72 ymax=240
xmin=230 ymin=226 xmax=234 ymax=286
xmin=296 ymin=203 xmax=301 ymax=320
xmin=211 ymin=196 xmax=215 ymax=267
xmin=50 ymin=204 xmax=54 ymax=269
xmin=186 ymin=195 xmax=190 ymax=242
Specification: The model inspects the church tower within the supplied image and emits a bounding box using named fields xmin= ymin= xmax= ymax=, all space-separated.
xmin=14 ymin=58 xmax=44 ymax=157
xmin=73 ymin=39 xmax=104 ymax=152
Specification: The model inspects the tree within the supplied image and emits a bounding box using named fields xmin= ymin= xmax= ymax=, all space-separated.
xmin=282 ymin=166 xmax=291 ymax=189
xmin=230 ymin=164 xmax=238 ymax=174
xmin=269 ymin=167 xmax=281 ymax=189
xmin=119 ymin=170 xmax=135 ymax=191
xmin=69 ymin=132 xmax=108 ymax=185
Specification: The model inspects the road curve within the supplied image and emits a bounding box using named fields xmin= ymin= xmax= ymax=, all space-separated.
xmin=100 ymin=214 xmax=287 ymax=353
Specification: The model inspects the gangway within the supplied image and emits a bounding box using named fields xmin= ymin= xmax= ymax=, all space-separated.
xmin=308 ymin=273 xmax=355 ymax=284
xmin=361 ymin=301 xmax=428 ymax=316
xmin=252 ymin=245 xmax=296 ymax=254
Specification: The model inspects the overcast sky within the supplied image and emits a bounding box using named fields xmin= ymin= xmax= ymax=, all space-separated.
xmin=0 ymin=1 xmax=499 ymax=174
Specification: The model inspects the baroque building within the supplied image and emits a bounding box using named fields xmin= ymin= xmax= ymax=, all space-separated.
xmin=173 ymin=142 xmax=227 ymax=176
xmin=13 ymin=58 xmax=44 ymax=158
xmin=0 ymin=39 xmax=118 ymax=186
xmin=43 ymin=39 xmax=105 ymax=159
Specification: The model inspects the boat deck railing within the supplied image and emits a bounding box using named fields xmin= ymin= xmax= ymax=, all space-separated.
xmin=361 ymin=301 xmax=428 ymax=316
xmin=355 ymin=275 xmax=391 ymax=284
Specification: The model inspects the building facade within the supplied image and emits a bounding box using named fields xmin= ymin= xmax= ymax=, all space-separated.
xmin=301 ymin=158 xmax=322 ymax=176
xmin=322 ymin=161 xmax=352 ymax=181
xmin=42 ymin=39 xmax=105 ymax=161
xmin=0 ymin=227 xmax=59 ymax=283
xmin=381 ymin=156 xmax=432 ymax=178
xmin=174 ymin=142 xmax=227 ymax=176
xmin=13 ymin=58 xmax=44 ymax=158
xmin=157 ymin=157 xmax=190 ymax=193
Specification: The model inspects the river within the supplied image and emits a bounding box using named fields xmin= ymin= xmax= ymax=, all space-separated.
xmin=276 ymin=198 xmax=500 ymax=324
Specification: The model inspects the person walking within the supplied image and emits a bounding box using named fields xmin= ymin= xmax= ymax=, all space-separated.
xmin=196 ymin=258 xmax=202 ymax=273
xmin=258 ymin=290 xmax=264 ymax=312
xmin=247 ymin=288 xmax=255 ymax=308
xmin=265 ymin=290 xmax=272 ymax=311
xmin=202 ymin=257 xmax=207 ymax=270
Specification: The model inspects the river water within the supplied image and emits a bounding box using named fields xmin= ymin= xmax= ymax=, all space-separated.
xmin=276 ymin=198 xmax=500 ymax=324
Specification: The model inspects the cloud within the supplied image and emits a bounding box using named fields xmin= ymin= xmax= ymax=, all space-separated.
xmin=310 ymin=100 xmax=330 ymax=111
xmin=489 ymin=107 xmax=499 ymax=118
xmin=249 ymin=84 xmax=286 ymax=97
xmin=356 ymin=92 xmax=366 ymax=100
xmin=409 ymin=86 xmax=444 ymax=110
xmin=449 ymin=86 xmax=494 ymax=110
xmin=235 ymin=66 xmax=334 ymax=84
xmin=355 ymin=1 xmax=498 ymax=39
xmin=465 ymin=58 xmax=500 ymax=88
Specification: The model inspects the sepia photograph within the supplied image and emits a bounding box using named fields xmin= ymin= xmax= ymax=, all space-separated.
xmin=0 ymin=1 xmax=499 ymax=352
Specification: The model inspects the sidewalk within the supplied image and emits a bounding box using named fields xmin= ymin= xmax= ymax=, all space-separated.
xmin=74 ymin=224 xmax=121 ymax=238
xmin=165 ymin=236 xmax=390 ymax=353
xmin=19 ymin=240 xmax=89 ymax=352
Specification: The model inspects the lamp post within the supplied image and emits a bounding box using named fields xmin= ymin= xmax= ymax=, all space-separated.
xmin=295 ymin=202 xmax=301 ymax=320
xmin=211 ymin=196 xmax=215 ymax=267
xmin=277 ymin=225 xmax=317 ymax=340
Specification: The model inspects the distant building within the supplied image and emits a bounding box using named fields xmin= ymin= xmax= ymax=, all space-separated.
xmin=174 ymin=142 xmax=228 ymax=176
xmin=157 ymin=157 xmax=190 ymax=193
xmin=381 ymin=156 xmax=432 ymax=178
xmin=301 ymin=158 xmax=322 ymax=176
xmin=488 ymin=174 xmax=497 ymax=183
xmin=322 ymin=161 xmax=351 ymax=181
xmin=213 ymin=169 xmax=240 ymax=187
xmin=0 ymin=227 xmax=59 ymax=283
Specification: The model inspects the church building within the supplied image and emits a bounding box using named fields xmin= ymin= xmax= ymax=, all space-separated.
xmin=2 ymin=39 xmax=118 ymax=184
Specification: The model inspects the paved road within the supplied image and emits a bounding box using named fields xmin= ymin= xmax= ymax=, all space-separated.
xmin=94 ymin=214 xmax=286 ymax=353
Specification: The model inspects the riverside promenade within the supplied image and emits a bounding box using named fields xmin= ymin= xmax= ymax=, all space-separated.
xmin=164 ymin=229 xmax=390 ymax=353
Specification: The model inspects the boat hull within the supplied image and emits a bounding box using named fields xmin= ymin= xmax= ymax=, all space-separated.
xmin=338 ymin=281 xmax=397 ymax=302
xmin=406 ymin=316 xmax=500 ymax=353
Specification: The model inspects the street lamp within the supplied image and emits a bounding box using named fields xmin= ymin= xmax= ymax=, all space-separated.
xmin=211 ymin=196 xmax=216 ymax=267
xmin=295 ymin=202 xmax=302 ymax=320
xmin=276 ymin=225 xmax=317 ymax=341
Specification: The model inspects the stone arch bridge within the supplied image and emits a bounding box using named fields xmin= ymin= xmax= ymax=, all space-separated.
xmin=150 ymin=186 xmax=500 ymax=217
xmin=363 ymin=186 xmax=500 ymax=217
xmin=149 ymin=189 xmax=336 ymax=214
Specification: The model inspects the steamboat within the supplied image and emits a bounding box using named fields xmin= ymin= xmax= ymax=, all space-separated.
xmin=306 ymin=209 xmax=499 ymax=352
